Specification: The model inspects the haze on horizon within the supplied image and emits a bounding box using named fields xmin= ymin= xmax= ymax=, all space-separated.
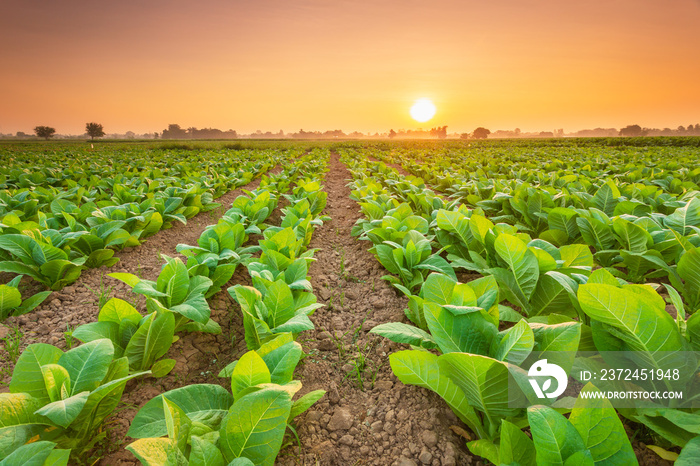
xmin=1 ymin=0 xmax=699 ymax=136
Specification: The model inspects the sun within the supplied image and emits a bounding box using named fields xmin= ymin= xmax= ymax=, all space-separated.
xmin=410 ymin=98 xmax=436 ymax=123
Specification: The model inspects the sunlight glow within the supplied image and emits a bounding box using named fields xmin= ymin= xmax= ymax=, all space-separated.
xmin=410 ymin=99 xmax=437 ymax=123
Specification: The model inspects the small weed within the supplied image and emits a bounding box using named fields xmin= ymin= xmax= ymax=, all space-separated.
xmin=64 ymin=324 xmax=77 ymax=349
xmin=85 ymin=274 xmax=115 ymax=309
xmin=2 ymin=325 xmax=23 ymax=364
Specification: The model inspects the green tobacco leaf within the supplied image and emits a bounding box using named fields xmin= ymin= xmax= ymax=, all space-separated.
xmin=125 ymin=438 xmax=171 ymax=466
xmin=677 ymin=247 xmax=700 ymax=311
xmin=71 ymin=322 xmax=120 ymax=353
xmin=190 ymin=435 xmax=226 ymax=466
xmin=98 ymin=297 xmax=142 ymax=326
xmin=163 ymin=396 xmax=191 ymax=455
xmin=124 ymin=311 xmax=175 ymax=371
xmin=569 ymin=383 xmax=637 ymax=465
xmin=0 ymin=393 xmax=51 ymax=458
xmin=219 ymin=386 xmax=292 ymax=466
xmin=108 ymin=272 xmax=141 ymax=287
xmin=424 ymin=303 xmax=496 ymax=355
xmin=72 ymin=364 xmax=148 ymax=437
xmin=35 ymin=391 xmax=89 ymax=428
xmin=528 ymin=405 xmax=588 ymax=465
xmin=231 ymin=351 xmax=271 ymax=401
xmin=531 ymin=274 xmax=572 ymax=318
xmin=157 ymin=256 xmax=190 ymax=306
xmin=262 ymin=280 xmax=295 ymax=329
xmin=0 ymin=441 xmax=58 ymax=466
xmin=58 ymin=338 xmax=113 ymax=396
xmin=421 ymin=272 xmax=457 ymax=305
xmin=676 ymin=436 xmax=700 ymax=466
xmin=577 ymin=216 xmax=615 ymax=251
xmin=665 ymin=197 xmax=700 ymax=236
xmin=592 ymin=180 xmax=620 ymax=216
xmin=370 ymin=322 xmax=437 ymax=349
xmin=578 ymin=283 xmax=693 ymax=378
xmin=14 ymin=290 xmax=51 ymax=317
xmin=289 ymin=390 xmax=326 ymax=420
xmin=500 ymin=419 xmax=536 ymax=466
xmin=43 ymin=447 xmax=70 ymax=466
xmin=467 ymin=439 xmax=500 ymax=465
xmin=560 ymin=244 xmax=593 ymax=268
xmin=41 ymin=364 xmax=70 ymax=403
xmin=491 ymin=320 xmax=534 ymax=365
xmin=228 ymin=457 xmax=256 ymax=466
xmin=528 ymin=322 xmax=581 ymax=372
xmin=10 ymin=343 xmax=63 ymax=403
xmin=438 ymin=353 xmax=520 ymax=424
xmin=0 ymin=284 xmax=22 ymax=316
xmin=389 ymin=350 xmax=484 ymax=438
xmin=151 ymin=359 xmax=176 ymax=378
xmin=129 ymin=384 xmax=233 ymax=438
xmin=613 ymin=217 xmax=652 ymax=253
xmin=586 ymin=268 xmax=619 ymax=286
xmin=260 ymin=341 xmax=302 ymax=385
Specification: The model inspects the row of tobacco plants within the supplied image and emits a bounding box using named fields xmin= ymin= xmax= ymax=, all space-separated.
xmin=0 ymin=146 xmax=331 ymax=465
xmin=340 ymin=143 xmax=700 ymax=466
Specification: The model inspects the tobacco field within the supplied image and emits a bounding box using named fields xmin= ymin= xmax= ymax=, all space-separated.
xmin=1 ymin=137 xmax=700 ymax=466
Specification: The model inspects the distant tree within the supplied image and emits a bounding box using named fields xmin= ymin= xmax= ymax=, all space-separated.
xmin=460 ymin=133 xmax=470 ymax=140
xmin=153 ymin=132 xmax=159 ymax=139
xmin=472 ymin=127 xmax=491 ymax=139
xmin=514 ymin=128 xmax=521 ymax=136
xmin=619 ymin=124 xmax=646 ymax=137
xmin=34 ymin=126 xmax=56 ymax=140
xmin=85 ymin=122 xmax=105 ymax=140
xmin=388 ymin=129 xmax=397 ymax=139
xmin=162 ymin=124 xmax=187 ymax=139
xmin=678 ymin=125 xmax=686 ymax=133
xmin=430 ymin=126 xmax=448 ymax=139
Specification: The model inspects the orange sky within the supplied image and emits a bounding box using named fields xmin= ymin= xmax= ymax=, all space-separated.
xmin=1 ymin=0 xmax=699 ymax=135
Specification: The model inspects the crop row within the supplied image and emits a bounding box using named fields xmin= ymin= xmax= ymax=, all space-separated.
xmin=340 ymin=149 xmax=700 ymax=465
xmin=0 ymin=149 xmax=333 ymax=465
xmin=0 ymin=149 xmax=295 ymax=326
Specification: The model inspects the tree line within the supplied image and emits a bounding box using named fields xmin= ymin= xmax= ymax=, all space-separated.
xmin=18 ymin=121 xmax=700 ymax=141
xmin=33 ymin=123 xmax=105 ymax=140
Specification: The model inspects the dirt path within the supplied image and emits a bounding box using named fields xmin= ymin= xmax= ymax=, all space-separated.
xmin=279 ymin=153 xmax=473 ymax=466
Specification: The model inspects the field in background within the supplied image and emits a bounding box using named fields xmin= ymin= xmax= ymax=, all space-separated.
xmin=1 ymin=137 xmax=700 ymax=466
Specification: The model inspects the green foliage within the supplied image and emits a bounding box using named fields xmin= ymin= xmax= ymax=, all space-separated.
xmin=72 ymin=298 xmax=176 ymax=376
xmin=1 ymin=339 xmax=148 ymax=460
xmin=110 ymin=255 xmax=218 ymax=334
xmin=228 ymin=279 xmax=322 ymax=350
xmin=126 ymin=335 xmax=324 ymax=465
xmin=0 ymin=275 xmax=51 ymax=321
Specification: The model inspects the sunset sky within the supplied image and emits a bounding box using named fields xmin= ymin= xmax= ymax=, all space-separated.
xmin=1 ymin=0 xmax=699 ymax=135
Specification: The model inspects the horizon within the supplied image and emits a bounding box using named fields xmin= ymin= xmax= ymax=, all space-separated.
xmin=2 ymin=0 xmax=699 ymax=135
